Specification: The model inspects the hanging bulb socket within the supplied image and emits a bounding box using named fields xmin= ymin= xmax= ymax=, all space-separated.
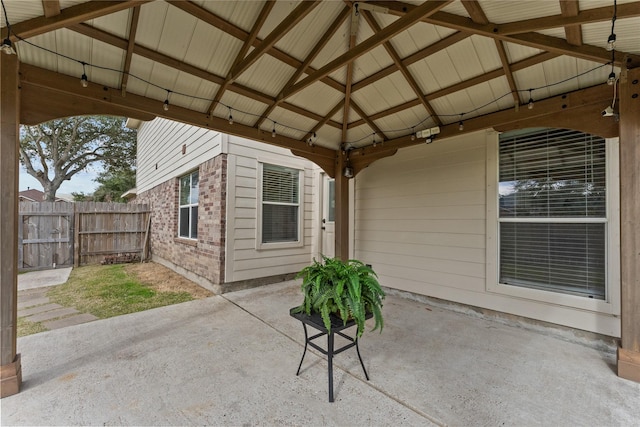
xmin=163 ymin=99 xmax=169 ymax=111
xmin=1 ymin=38 xmax=16 ymax=55
xmin=272 ymin=123 xmax=276 ymax=138
xmin=606 ymin=33 xmax=616 ymax=51
xmin=458 ymin=121 xmax=464 ymax=131
xmin=80 ymin=73 xmax=88 ymax=88
xmin=528 ymin=98 xmax=534 ymax=110
xmin=607 ymin=71 xmax=616 ymax=85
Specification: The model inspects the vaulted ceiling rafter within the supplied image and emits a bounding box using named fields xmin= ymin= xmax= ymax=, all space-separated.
xmin=67 ymin=23 xmax=343 ymax=131
xmin=281 ymin=0 xmax=454 ymax=100
xmin=256 ymin=6 xmax=351 ymax=129
xmin=207 ymin=1 xmax=275 ymax=117
xmin=120 ymin=5 xmax=140 ymax=96
xmin=369 ymin=1 xmax=640 ymax=68
xmin=559 ymin=0 xmax=583 ymax=47
xmin=348 ymin=50 xmax=558 ymax=129
xmin=166 ymin=0 xmax=346 ymax=94
xmin=461 ymin=1 xmax=520 ymax=108
xmin=8 ymin=1 xmax=150 ymax=41
xmin=41 ymin=0 xmax=61 ymax=18
xmin=229 ymin=1 xmax=321 ymax=80
xmin=351 ymin=31 xmax=470 ymax=93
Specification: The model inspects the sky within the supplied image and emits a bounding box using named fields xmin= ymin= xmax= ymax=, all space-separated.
xmin=19 ymin=165 xmax=99 ymax=196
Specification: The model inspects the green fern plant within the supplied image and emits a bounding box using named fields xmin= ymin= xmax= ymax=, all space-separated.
xmin=292 ymin=256 xmax=385 ymax=337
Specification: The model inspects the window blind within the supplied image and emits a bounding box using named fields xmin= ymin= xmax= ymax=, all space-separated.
xmin=498 ymin=129 xmax=606 ymax=299
xmin=262 ymin=164 xmax=299 ymax=243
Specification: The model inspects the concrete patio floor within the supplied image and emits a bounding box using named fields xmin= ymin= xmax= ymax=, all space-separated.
xmin=2 ymin=280 xmax=639 ymax=426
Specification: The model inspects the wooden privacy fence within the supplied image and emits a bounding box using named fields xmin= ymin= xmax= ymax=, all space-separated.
xmin=19 ymin=201 xmax=150 ymax=271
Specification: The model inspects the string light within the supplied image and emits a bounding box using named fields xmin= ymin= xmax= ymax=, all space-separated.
xmin=607 ymin=0 xmax=617 ymax=51
xmin=163 ymin=90 xmax=171 ymax=111
xmin=1 ymin=0 xmax=16 ymax=55
xmin=272 ymin=122 xmax=277 ymax=137
xmin=527 ymin=89 xmax=534 ymax=110
xmin=411 ymin=127 xmax=415 ymax=141
xmin=607 ymin=71 xmax=616 ymax=85
xmin=80 ymin=62 xmax=88 ymax=87
xmin=228 ymin=107 xmax=233 ymax=125
xmin=458 ymin=114 xmax=464 ymax=131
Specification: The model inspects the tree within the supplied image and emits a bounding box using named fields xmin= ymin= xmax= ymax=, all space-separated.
xmin=19 ymin=116 xmax=136 ymax=200
xmin=91 ymin=167 xmax=136 ymax=203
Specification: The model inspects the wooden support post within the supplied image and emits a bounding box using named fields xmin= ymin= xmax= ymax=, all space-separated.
xmin=618 ymin=66 xmax=640 ymax=383
xmin=334 ymin=153 xmax=349 ymax=261
xmin=0 ymin=51 xmax=22 ymax=397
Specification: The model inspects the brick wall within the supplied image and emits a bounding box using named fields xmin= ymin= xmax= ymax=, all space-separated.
xmin=136 ymin=154 xmax=227 ymax=289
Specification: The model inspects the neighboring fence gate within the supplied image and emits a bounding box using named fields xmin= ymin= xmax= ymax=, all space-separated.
xmin=19 ymin=202 xmax=74 ymax=270
xmin=18 ymin=201 xmax=150 ymax=271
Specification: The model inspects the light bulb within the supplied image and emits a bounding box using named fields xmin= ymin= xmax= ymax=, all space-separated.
xmin=607 ymin=33 xmax=616 ymax=51
xmin=163 ymin=99 xmax=169 ymax=111
xmin=272 ymin=126 xmax=276 ymax=137
xmin=458 ymin=121 xmax=464 ymax=131
xmin=1 ymin=38 xmax=16 ymax=55
xmin=80 ymin=73 xmax=88 ymax=88
xmin=528 ymin=98 xmax=534 ymax=110
xmin=607 ymin=71 xmax=616 ymax=85
xmin=228 ymin=114 xmax=233 ymax=125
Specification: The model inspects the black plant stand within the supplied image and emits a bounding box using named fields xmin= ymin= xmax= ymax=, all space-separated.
xmin=290 ymin=308 xmax=371 ymax=402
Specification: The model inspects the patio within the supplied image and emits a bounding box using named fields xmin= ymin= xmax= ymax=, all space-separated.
xmin=2 ymin=280 xmax=639 ymax=426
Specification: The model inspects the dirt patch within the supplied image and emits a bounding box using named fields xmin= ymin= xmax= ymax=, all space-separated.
xmin=124 ymin=262 xmax=214 ymax=299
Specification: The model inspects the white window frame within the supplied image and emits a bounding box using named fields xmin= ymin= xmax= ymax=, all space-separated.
xmin=486 ymin=133 xmax=620 ymax=315
xmin=256 ymin=161 xmax=304 ymax=250
xmin=178 ymin=170 xmax=199 ymax=240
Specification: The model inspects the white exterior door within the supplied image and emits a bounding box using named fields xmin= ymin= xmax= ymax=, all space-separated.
xmin=321 ymin=175 xmax=335 ymax=258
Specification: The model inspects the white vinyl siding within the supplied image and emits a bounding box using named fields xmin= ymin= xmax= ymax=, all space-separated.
xmin=355 ymin=129 xmax=620 ymax=337
xmin=224 ymin=136 xmax=316 ymax=283
xmin=136 ymin=118 xmax=223 ymax=194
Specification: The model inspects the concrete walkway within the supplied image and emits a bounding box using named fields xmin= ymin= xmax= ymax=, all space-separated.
xmin=2 ymin=281 xmax=639 ymax=426
xmin=18 ymin=268 xmax=99 ymax=330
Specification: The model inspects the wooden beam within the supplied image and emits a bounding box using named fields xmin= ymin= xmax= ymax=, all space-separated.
xmin=349 ymin=51 xmax=558 ymax=129
xmin=283 ymin=0 xmax=454 ymax=99
xmin=461 ymin=0 xmax=489 ymax=25
xmin=350 ymin=101 xmax=387 ymax=141
xmin=349 ymin=84 xmax=615 ymax=157
xmin=0 ymin=51 xmax=21 ymax=398
xmin=334 ymin=154 xmax=350 ymax=261
xmin=120 ymin=5 xmax=140 ymax=96
xmin=351 ymin=31 xmax=469 ymax=93
xmin=618 ymin=66 xmax=640 ymax=383
xmin=19 ymin=64 xmax=336 ymax=165
xmin=342 ymin=15 xmax=357 ymax=143
xmin=167 ymin=0 xmax=345 ymax=94
xmin=369 ymin=1 xmax=640 ymax=68
xmin=559 ymin=0 xmax=583 ymax=47
xmin=494 ymin=39 xmax=520 ymax=108
xmin=9 ymin=1 xmax=149 ymax=41
xmin=500 ymin=2 xmax=640 ymax=36
xmin=230 ymin=1 xmax=320 ymax=80
xmin=207 ymin=1 xmax=275 ymax=117
xmin=363 ymin=10 xmax=441 ymax=126
xmin=256 ymin=6 xmax=350 ymax=128
xmin=41 ymin=0 xmax=61 ymax=18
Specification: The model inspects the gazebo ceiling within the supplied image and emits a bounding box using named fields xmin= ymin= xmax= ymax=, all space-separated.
xmin=2 ymin=0 xmax=639 ymax=153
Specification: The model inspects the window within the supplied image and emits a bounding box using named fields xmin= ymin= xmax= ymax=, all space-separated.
xmin=498 ymin=128 xmax=607 ymax=300
xmin=179 ymin=171 xmax=198 ymax=239
xmin=260 ymin=163 xmax=301 ymax=245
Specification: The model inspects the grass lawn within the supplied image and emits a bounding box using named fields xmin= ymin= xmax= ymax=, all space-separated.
xmin=47 ymin=264 xmax=198 ymax=319
xmin=18 ymin=317 xmax=47 ymax=337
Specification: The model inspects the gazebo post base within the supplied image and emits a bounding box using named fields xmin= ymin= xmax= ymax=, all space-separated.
xmin=0 ymin=353 xmax=21 ymax=398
